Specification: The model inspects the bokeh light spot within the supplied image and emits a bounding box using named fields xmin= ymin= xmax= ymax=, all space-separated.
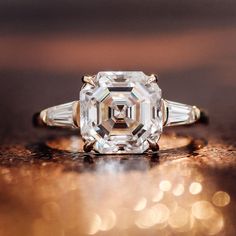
xmin=159 ymin=180 xmax=172 ymax=192
xmin=212 ymin=191 xmax=230 ymax=207
xmin=192 ymin=201 xmax=215 ymax=220
xmin=189 ymin=182 xmax=202 ymax=195
xmin=172 ymin=183 xmax=185 ymax=196
xmin=86 ymin=213 xmax=102 ymax=235
xmin=133 ymin=197 xmax=147 ymax=211
xmin=135 ymin=203 xmax=169 ymax=229
xmin=99 ymin=209 xmax=116 ymax=231
xmin=168 ymin=206 xmax=189 ymax=229
xmin=200 ymin=211 xmax=224 ymax=235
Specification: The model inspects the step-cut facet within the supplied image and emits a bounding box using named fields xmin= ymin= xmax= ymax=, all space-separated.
xmin=40 ymin=101 xmax=79 ymax=128
xmin=163 ymin=100 xmax=201 ymax=126
xmin=80 ymin=71 xmax=163 ymax=154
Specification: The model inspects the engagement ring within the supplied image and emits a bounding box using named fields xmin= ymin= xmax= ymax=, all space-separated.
xmin=34 ymin=71 xmax=204 ymax=154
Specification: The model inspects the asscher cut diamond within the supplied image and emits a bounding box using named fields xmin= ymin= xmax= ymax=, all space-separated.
xmin=80 ymin=71 xmax=163 ymax=154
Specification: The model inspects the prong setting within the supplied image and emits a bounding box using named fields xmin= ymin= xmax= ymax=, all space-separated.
xmin=82 ymin=75 xmax=96 ymax=87
xmin=83 ymin=140 xmax=96 ymax=152
xmin=80 ymin=71 xmax=162 ymax=154
xmin=147 ymin=139 xmax=160 ymax=152
xmin=147 ymin=74 xmax=159 ymax=84
xmin=35 ymin=71 xmax=203 ymax=154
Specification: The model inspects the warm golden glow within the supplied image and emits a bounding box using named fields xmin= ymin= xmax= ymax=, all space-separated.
xmin=189 ymin=182 xmax=202 ymax=195
xmin=0 ymin=149 xmax=231 ymax=235
xmin=159 ymin=180 xmax=172 ymax=192
xmin=152 ymin=189 xmax=164 ymax=202
xmin=135 ymin=203 xmax=169 ymax=229
xmin=133 ymin=197 xmax=147 ymax=211
xmin=99 ymin=209 xmax=116 ymax=231
xmin=199 ymin=210 xmax=224 ymax=235
xmin=116 ymin=208 xmax=134 ymax=230
xmin=41 ymin=201 xmax=61 ymax=221
xmin=172 ymin=183 xmax=185 ymax=196
xmin=32 ymin=218 xmax=64 ymax=236
xmin=152 ymin=203 xmax=170 ymax=224
xmin=192 ymin=201 xmax=215 ymax=220
xmin=212 ymin=191 xmax=230 ymax=207
xmin=86 ymin=213 xmax=102 ymax=235
xmin=168 ymin=206 xmax=189 ymax=229
xmin=46 ymin=136 xmax=83 ymax=152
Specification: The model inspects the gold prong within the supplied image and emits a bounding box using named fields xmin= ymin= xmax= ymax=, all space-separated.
xmin=147 ymin=74 xmax=159 ymax=84
xmin=147 ymin=139 xmax=159 ymax=152
xmin=83 ymin=140 xmax=95 ymax=152
xmin=39 ymin=109 xmax=47 ymax=124
xmin=82 ymin=75 xmax=96 ymax=86
xmin=72 ymin=101 xmax=80 ymax=128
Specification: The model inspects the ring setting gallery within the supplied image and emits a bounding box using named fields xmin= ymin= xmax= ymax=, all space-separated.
xmin=35 ymin=71 xmax=202 ymax=154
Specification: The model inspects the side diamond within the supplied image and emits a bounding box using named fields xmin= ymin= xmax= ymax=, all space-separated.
xmin=40 ymin=101 xmax=79 ymax=128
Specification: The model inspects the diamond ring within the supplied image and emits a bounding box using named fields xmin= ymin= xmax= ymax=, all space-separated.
xmin=34 ymin=71 xmax=204 ymax=154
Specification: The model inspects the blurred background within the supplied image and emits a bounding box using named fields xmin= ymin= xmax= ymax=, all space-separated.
xmin=0 ymin=0 xmax=235 ymax=142
xmin=0 ymin=1 xmax=235 ymax=236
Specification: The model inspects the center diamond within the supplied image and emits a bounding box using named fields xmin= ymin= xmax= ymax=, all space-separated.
xmin=80 ymin=71 xmax=163 ymax=154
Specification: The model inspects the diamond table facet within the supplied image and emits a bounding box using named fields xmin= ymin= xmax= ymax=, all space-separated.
xmin=80 ymin=71 xmax=163 ymax=154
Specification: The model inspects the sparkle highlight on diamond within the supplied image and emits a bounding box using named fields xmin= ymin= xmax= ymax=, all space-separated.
xmin=80 ymin=71 xmax=162 ymax=154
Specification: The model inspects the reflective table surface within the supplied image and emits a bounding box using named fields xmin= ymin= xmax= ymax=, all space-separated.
xmin=0 ymin=131 xmax=235 ymax=235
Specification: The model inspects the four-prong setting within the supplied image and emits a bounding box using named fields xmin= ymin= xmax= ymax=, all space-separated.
xmin=80 ymin=71 xmax=163 ymax=154
xmin=81 ymin=73 xmax=161 ymax=154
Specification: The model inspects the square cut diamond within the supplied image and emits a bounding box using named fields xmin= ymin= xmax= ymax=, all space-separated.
xmin=80 ymin=71 xmax=163 ymax=154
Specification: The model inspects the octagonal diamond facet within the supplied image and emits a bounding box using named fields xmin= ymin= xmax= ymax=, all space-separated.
xmin=80 ymin=71 xmax=163 ymax=154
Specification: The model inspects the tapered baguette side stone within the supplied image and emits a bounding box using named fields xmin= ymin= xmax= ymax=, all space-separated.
xmin=40 ymin=101 xmax=79 ymax=128
xmin=163 ymin=100 xmax=200 ymax=126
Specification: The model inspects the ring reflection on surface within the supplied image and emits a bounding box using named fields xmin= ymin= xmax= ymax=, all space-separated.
xmin=0 ymin=132 xmax=232 ymax=236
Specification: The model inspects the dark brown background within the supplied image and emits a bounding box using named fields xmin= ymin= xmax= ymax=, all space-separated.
xmin=0 ymin=1 xmax=235 ymax=235
xmin=0 ymin=0 xmax=236 ymax=143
